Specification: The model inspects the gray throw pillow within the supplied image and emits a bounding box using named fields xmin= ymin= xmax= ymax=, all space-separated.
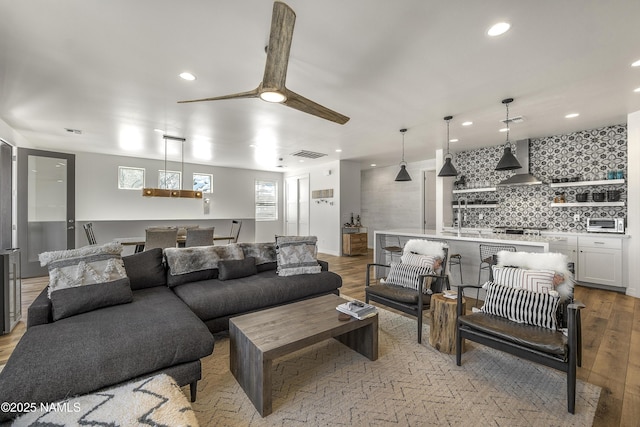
xmin=122 ymin=248 xmax=167 ymax=290
xmin=218 ymin=257 xmax=257 ymax=280
xmin=50 ymin=277 xmax=133 ymax=321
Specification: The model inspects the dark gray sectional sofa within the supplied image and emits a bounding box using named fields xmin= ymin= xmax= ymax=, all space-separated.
xmin=0 ymin=242 xmax=342 ymax=422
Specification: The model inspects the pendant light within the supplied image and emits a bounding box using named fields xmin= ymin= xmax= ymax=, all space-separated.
xmin=142 ymin=135 xmax=203 ymax=198
xmin=394 ymin=128 xmax=412 ymax=182
xmin=438 ymin=115 xmax=458 ymax=177
xmin=495 ymin=98 xmax=522 ymax=171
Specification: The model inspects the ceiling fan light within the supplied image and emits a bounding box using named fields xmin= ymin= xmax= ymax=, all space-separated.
xmin=495 ymin=147 xmax=522 ymax=171
xmin=395 ymin=164 xmax=412 ymax=182
xmin=438 ymin=156 xmax=458 ymax=177
xmin=260 ymin=91 xmax=287 ymax=103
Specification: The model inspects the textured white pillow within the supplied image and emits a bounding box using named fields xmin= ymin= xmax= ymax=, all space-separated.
xmin=402 ymin=239 xmax=446 ymax=258
xmin=275 ymin=235 xmax=321 ymax=276
xmin=39 ymin=243 xmax=127 ymax=297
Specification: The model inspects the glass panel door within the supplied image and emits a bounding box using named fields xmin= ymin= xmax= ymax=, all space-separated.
xmin=18 ymin=149 xmax=75 ymax=278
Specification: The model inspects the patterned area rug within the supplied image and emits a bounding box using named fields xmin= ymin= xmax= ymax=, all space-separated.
xmin=187 ymin=308 xmax=600 ymax=426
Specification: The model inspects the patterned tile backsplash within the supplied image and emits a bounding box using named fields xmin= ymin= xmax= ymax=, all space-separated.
xmin=452 ymin=124 xmax=627 ymax=232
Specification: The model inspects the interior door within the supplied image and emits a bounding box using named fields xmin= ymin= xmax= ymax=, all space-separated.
xmin=285 ymin=177 xmax=299 ymax=235
xmin=18 ymin=149 xmax=75 ymax=278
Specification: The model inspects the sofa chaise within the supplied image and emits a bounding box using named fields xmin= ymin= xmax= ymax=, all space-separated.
xmin=0 ymin=239 xmax=342 ymax=422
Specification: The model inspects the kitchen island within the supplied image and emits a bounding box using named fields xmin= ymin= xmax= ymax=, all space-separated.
xmin=374 ymin=229 xmax=568 ymax=288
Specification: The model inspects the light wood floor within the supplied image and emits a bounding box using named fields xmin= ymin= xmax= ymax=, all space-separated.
xmin=1 ymin=250 xmax=637 ymax=426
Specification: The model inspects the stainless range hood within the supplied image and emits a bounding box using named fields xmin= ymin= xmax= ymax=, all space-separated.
xmin=497 ymin=139 xmax=543 ymax=186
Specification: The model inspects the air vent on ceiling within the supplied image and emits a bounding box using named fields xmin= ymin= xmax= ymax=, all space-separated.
xmin=290 ymin=150 xmax=328 ymax=159
xmin=64 ymin=128 xmax=83 ymax=134
xmin=500 ymin=115 xmax=524 ymax=125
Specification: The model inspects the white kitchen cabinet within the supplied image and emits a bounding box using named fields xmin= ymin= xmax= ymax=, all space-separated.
xmin=577 ymin=236 xmax=622 ymax=286
xmin=549 ymin=236 xmax=578 ymax=273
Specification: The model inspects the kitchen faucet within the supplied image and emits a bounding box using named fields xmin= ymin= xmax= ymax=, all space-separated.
xmin=457 ymin=197 xmax=468 ymax=234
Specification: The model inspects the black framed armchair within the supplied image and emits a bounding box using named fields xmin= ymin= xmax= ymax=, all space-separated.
xmin=365 ymin=240 xmax=450 ymax=343
xmin=455 ymin=252 xmax=585 ymax=414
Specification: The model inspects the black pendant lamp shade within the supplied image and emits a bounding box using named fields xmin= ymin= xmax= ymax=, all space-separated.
xmin=495 ymin=146 xmax=521 ymax=170
xmin=438 ymin=115 xmax=458 ymax=177
xmin=395 ymin=128 xmax=412 ymax=181
xmin=495 ymin=98 xmax=522 ymax=171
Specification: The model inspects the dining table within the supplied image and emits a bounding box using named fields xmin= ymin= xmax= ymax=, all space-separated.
xmin=114 ymin=235 xmax=235 ymax=253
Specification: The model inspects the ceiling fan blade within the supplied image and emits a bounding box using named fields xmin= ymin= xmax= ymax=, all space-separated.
xmin=177 ymin=88 xmax=259 ymax=103
xmin=283 ymin=89 xmax=350 ymax=125
xmin=262 ymin=1 xmax=296 ymax=91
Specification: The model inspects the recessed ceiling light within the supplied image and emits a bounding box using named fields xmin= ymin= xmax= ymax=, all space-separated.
xmin=153 ymin=128 xmax=164 ymax=133
xmin=499 ymin=127 xmax=508 ymax=132
xmin=335 ymin=149 xmax=342 ymax=153
xmin=634 ymin=87 xmax=640 ymax=93
xmin=449 ymin=139 xmax=459 ymax=143
xmin=632 ymin=59 xmax=640 ymax=67
xmin=370 ymin=164 xmax=377 ymax=167
xmin=462 ymin=121 xmax=473 ymax=126
xmin=299 ymin=159 xmax=305 ymax=163
xmin=565 ymin=113 xmax=580 ymax=119
xmin=179 ymin=72 xmax=196 ymax=81
xmin=487 ymin=22 xmax=511 ymax=37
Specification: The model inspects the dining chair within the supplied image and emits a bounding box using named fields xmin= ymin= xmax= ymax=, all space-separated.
xmin=185 ymin=227 xmax=215 ymax=247
xmin=144 ymin=228 xmax=178 ymax=251
xmin=227 ymin=220 xmax=242 ymax=244
xmin=83 ymin=223 xmax=97 ymax=245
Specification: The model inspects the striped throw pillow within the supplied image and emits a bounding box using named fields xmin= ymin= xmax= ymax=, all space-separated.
xmin=492 ymin=266 xmax=556 ymax=294
xmin=400 ymin=253 xmax=438 ymax=268
xmin=481 ymin=282 xmax=559 ymax=330
xmin=384 ymin=262 xmax=433 ymax=293
xmin=491 ymin=266 xmax=526 ymax=288
xmin=523 ymin=269 xmax=556 ymax=294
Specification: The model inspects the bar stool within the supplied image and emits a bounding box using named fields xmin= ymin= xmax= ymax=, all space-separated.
xmin=449 ymin=253 xmax=463 ymax=284
xmin=379 ymin=234 xmax=403 ymax=264
xmin=476 ymin=244 xmax=516 ymax=305
xmin=426 ymin=238 xmax=462 ymax=285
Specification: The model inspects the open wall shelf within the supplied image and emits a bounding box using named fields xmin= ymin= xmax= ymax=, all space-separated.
xmin=549 ymin=179 xmax=624 ymax=188
xmin=550 ymin=202 xmax=625 ymax=207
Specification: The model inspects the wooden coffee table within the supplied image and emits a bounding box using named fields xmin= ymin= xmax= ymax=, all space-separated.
xmin=229 ymin=293 xmax=378 ymax=416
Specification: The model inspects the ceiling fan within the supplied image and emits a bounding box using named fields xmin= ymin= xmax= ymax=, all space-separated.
xmin=178 ymin=1 xmax=350 ymax=125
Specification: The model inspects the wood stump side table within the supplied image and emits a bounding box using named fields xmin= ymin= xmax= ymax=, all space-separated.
xmin=429 ymin=293 xmax=466 ymax=354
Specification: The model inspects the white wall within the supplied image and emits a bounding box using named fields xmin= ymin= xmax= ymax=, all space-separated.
xmin=361 ymin=158 xmax=435 ymax=247
xmin=626 ymin=110 xmax=640 ymax=298
xmin=74 ymin=152 xmax=283 ymax=243
xmin=284 ymin=161 xmax=340 ymax=255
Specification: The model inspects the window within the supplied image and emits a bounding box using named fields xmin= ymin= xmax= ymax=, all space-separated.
xmin=193 ymin=173 xmax=213 ymax=193
xmin=255 ymin=180 xmax=278 ymax=221
xmin=159 ymin=170 xmax=181 ymax=190
xmin=118 ymin=166 xmax=145 ymax=190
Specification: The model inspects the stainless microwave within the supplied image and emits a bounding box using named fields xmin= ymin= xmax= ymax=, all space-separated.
xmin=586 ymin=218 xmax=625 ymax=233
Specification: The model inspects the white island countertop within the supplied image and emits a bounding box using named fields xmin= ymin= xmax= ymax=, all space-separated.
xmin=376 ymin=228 xmax=567 ymax=249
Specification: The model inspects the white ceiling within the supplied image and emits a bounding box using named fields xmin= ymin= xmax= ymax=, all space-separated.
xmin=1 ymin=0 xmax=639 ymax=172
